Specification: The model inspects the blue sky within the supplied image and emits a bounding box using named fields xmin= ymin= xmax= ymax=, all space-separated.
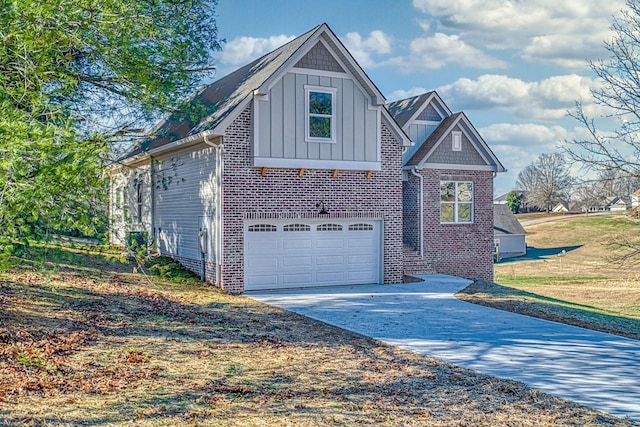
xmin=214 ymin=0 xmax=626 ymax=196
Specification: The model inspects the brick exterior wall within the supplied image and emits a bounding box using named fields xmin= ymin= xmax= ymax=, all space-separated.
xmin=403 ymin=168 xmax=495 ymax=281
xmin=220 ymin=103 xmax=404 ymax=293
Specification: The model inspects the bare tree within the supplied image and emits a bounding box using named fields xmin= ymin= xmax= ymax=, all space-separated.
xmin=516 ymin=153 xmax=576 ymax=212
xmin=566 ymin=0 xmax=640 ymax=178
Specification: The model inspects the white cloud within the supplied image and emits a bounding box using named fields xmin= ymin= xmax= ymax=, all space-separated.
xmin=386 ymin=87 xmax=431 ymax=102
xmin=386 ymin=32 xmax=508 ymax=71
xmin=218 ymin=35 xmax=296 ymax=68
xmin=343 ymin=30 xmax=393 ymax=67
xmin=437 ymin=74 xmax=604 ymax=120
xmin=411 ymin=0 xmax=625 ymax=68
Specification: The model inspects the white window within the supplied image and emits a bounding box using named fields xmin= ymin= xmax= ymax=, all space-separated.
xmin=440 ymin=181 xmax=473 ymax=223
xmin=348 ymin=223 xmax=374 ymax=231
xmin=283 ymin=224 xmax=311 ymax=232
xmin=317 ymin=223 xmax=342 ymax=231
xmin=452 ymin=131 xmax=462 ymax=151
xmin=305 ymin=86 xmax=336 ymax=143
xmin=248 ymin=224 xmax=277 ymax=232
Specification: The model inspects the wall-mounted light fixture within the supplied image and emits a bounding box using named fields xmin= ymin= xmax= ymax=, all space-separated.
xmin=316 ymin=201 xmax=329 ymax=215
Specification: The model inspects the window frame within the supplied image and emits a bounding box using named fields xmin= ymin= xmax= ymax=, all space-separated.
xmin=440 ymin=181 xmax=474 ymax=224
xmin=305 ymin=85 xmax=337 ymax=143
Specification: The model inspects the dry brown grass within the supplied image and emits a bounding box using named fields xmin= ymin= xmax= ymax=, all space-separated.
xmin=458 ymin=214 xmax=640 ymax=340
xmin=0 ymin=244 xmax=636 ymax=426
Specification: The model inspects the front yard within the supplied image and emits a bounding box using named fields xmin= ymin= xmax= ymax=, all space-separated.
xmin=0 ymin=244 xmax=635 ymax=426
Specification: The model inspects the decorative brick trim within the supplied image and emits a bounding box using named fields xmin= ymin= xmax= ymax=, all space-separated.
xmin=244 ymin=212 xmax=384 ymax=220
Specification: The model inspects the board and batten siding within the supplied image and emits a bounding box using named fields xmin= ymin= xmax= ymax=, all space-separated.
xmin=153 ymin=144 xmax=219 ymax=263
xmin=402 ymin=122 xmax=439 ymax=164
xmin=255 ymin=72 xmax=379 ymax=167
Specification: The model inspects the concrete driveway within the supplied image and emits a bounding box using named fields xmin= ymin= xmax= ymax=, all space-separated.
xmin=249 ymin=274 xmax=640 ymax=422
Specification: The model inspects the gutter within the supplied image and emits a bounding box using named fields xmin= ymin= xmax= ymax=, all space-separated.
xmin=409 ymin=167 xmax=424 ymax=257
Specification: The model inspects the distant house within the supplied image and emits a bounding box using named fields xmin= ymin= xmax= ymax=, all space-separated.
xmin=552 ymin=201 xmax=582 ymax=214
xmin=493 ymin=204 xmax=526 ymax=258
xmin=493 ymin=190 xmax=540 ymax=213
xmin=605 ymin=196 xmax=628 ymax=212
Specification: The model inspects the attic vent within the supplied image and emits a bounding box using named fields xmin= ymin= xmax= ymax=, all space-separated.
xmin=294 ymin=41 xmax=345 ymax=73
xmin=452 ymin=131 xmax=462 ymax=152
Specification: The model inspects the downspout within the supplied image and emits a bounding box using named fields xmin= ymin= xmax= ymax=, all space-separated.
xmin=149 ymin=155 xmax=156 ymax=249
xmin=410 ymin=168 xmax=424 ymax=257
xmin=204 ymin=134 xmax=223 ymax=288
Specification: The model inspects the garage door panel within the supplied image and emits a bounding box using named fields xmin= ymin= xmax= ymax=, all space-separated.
xmin=347 ymin=254 xmax=377 ymax=265
xmin=245 ymin=274 xmax=279 ymax=288
xmin=246 ymin=256 xmax=279 ymax=270
xmin=248 ymin=240 xmax=279 ymax=252
xmin=282 ymin=256 xmax=313 ymax=267
xmin=316 ymin=255 xmax=344 ymax=266
xmin=348 ymin=271 xmax=377 ymax=281
xmin=283 ymin=273 xmax=314 ymax=284
xmin=244 ymin=220 xmax=381 ymax=290
xmin=282 ymin=239 xmax=313 ymax=250
xmin=316 ymin=271 xmax=345 ymax=283
xmin=347 ymin=237 xmax=377 ymax=248
xmin=316 ymin=239 xmax=345 ymax=249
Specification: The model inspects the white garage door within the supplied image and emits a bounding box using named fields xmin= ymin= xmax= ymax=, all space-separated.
xmin=244 ymin=220 xmax=382 ymax=291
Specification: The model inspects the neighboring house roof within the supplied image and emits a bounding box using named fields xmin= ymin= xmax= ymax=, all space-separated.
xmin=494 ymin=204 xmax=526 ymax=236
xmin=403 ymin=112 xmax=506 ymax=172
xmin=119 ymin=23 xmax=409 ymax=163
xmin=632 ymin=189 xmax=640 ymax=197
xmin=494 ymin=190 xmax=525 ymax=204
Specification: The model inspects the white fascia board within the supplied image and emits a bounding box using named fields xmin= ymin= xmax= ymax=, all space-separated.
xmin=253 ymin=157 xmax=381 ymax=171
xmin=117 ymin=130 xmax=221 ymax=168
xmin=416 ymin=162 xmax=499 ymax=172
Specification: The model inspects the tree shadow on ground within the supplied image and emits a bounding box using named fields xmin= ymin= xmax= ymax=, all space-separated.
xmin=457 ymin=281 xmax=640 ymax=341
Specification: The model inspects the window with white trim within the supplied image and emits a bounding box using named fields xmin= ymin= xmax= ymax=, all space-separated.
xmin=305 ymin=86 xmax=336 ymax=142
xmin=440 ymin=181 xmax=473 ymax=223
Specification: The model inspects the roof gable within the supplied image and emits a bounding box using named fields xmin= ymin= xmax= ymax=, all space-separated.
xmin=120 ymin=23 xmax=404 ymax=161
xmin=386 ymin=92 xmax=451 ymax=129
xmin=294 ymin=40 xmax=345 ymax=72
xmin=405 ymin=112 xmax=506 ymax=172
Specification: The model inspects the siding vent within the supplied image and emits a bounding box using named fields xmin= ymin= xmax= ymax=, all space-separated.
xmin=452 ymin=131 xmax=462 ymax=152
